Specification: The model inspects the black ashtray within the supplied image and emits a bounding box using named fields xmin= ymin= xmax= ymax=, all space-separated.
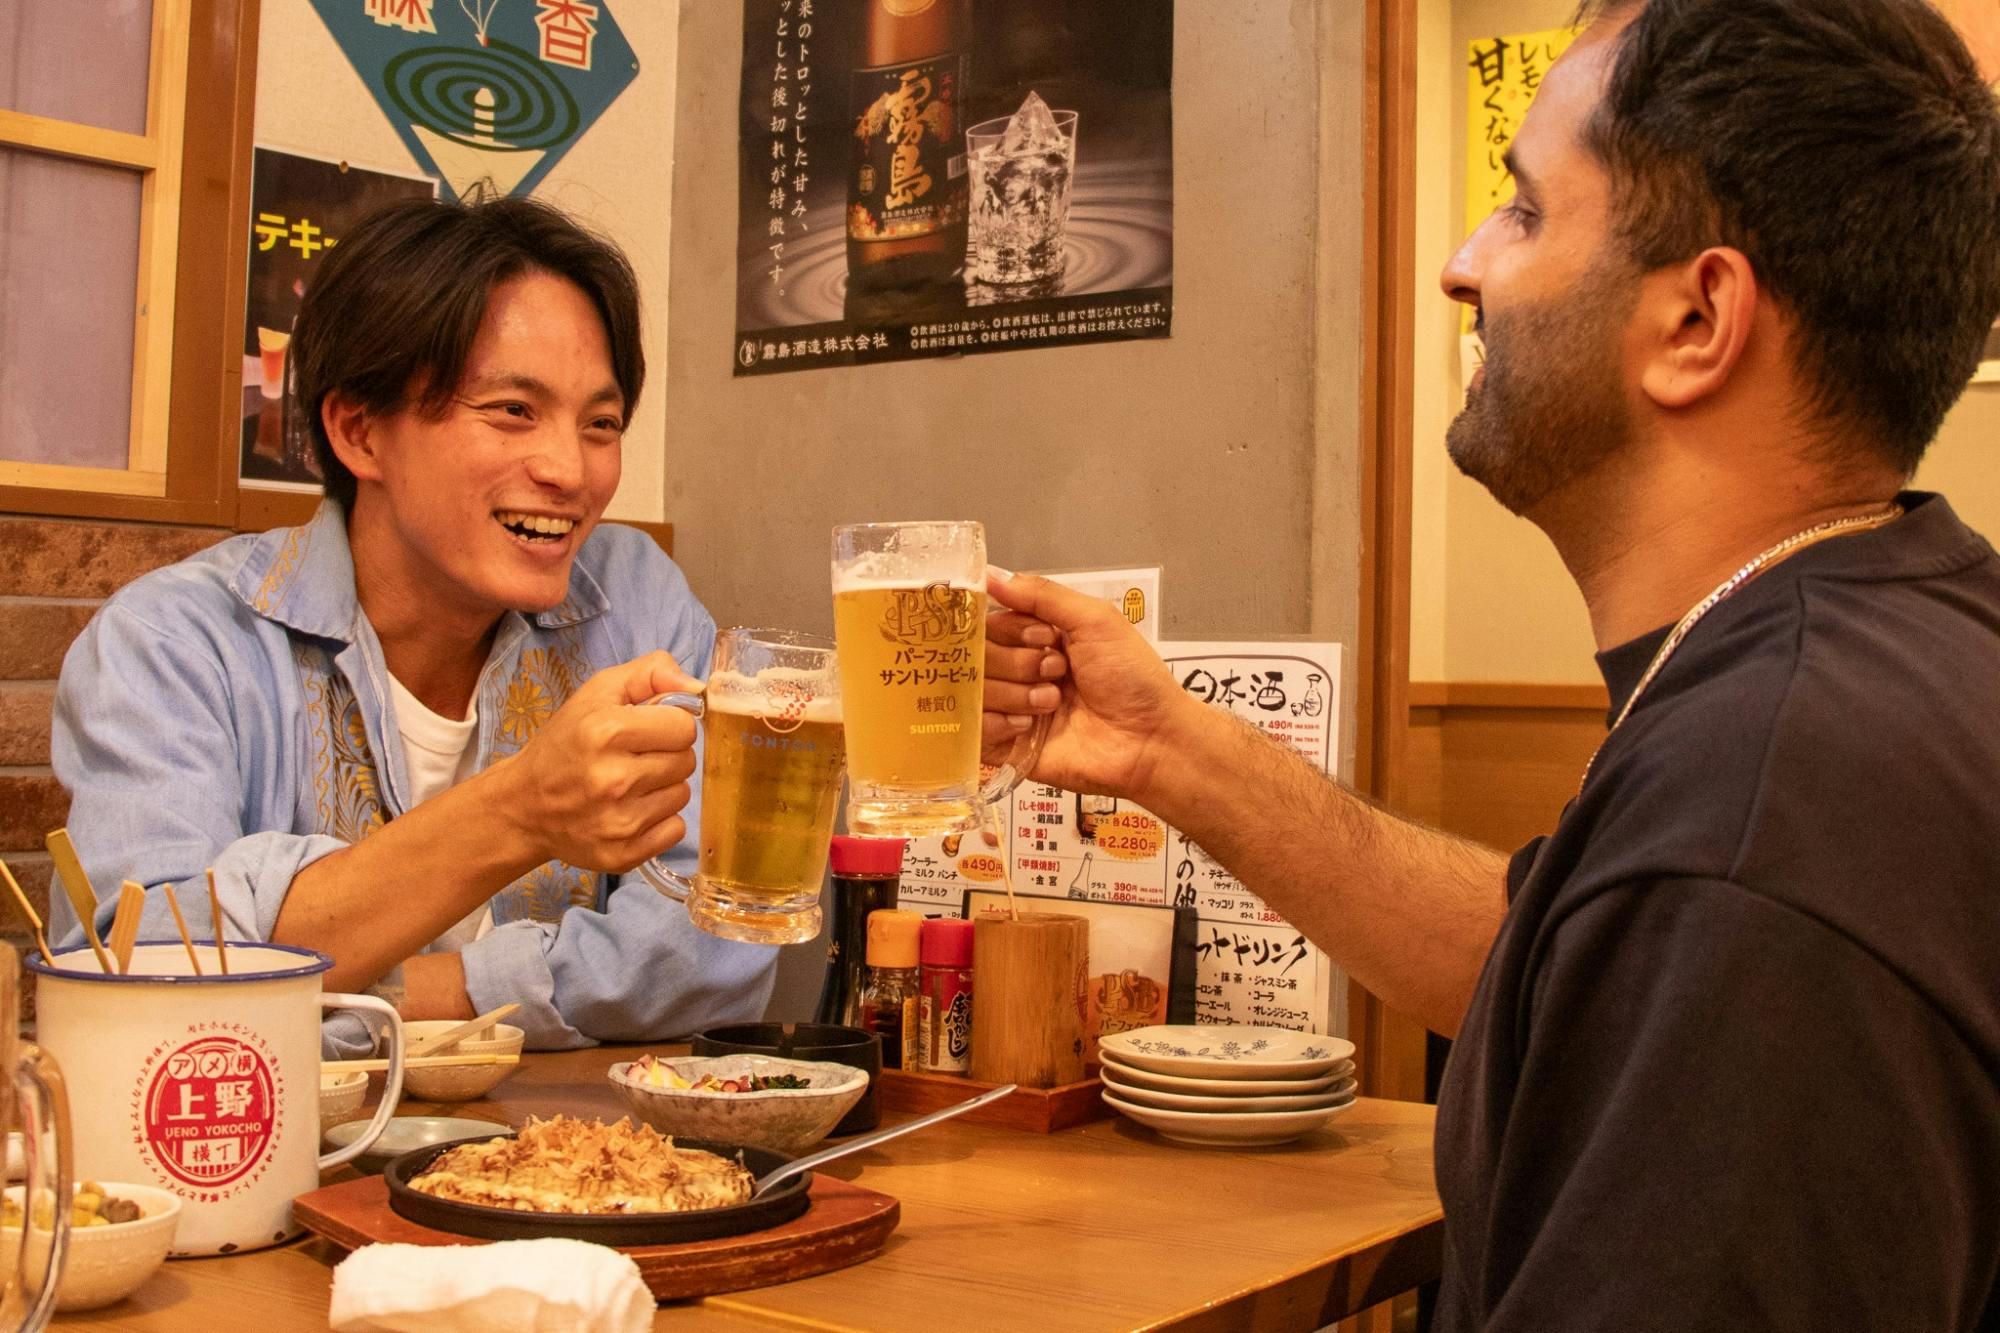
xmin=385 ymin=1133 xmax=810 ymax=1244
xmin=693 ymin=1023 xmax=882 ymax=1135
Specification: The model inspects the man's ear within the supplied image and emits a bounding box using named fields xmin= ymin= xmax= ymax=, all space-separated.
xmin=322 ymin=392 xmax=385 ymax=483
xmin=1638 ymin=246 xmax=1758 ymax=411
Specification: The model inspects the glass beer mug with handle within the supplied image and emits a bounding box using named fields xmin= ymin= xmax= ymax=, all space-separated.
xmin=831 ymin=521 xmax=1047 ymax=837
xmin=638 ymin=629 xmax=846 ymax=946
xmin=2 ymin=947 xmax=71 ymax=1333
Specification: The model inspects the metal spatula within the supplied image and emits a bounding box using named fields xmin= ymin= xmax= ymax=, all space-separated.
xmin=752 ymin=1082 xmax=1017 ymax=1197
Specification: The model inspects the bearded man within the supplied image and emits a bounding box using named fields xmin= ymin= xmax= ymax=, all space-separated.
xmin=983 ymin=1 xmax=2000 ymax=1326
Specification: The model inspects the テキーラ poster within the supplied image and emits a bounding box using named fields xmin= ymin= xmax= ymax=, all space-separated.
xmin=238 ymin=149 xmax=435 ymax=490
xmin=733 ymin=0 xmax=1173 ymax=375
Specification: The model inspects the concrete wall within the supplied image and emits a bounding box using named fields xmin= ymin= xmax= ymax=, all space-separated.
xmin=662 ymin=0 xmax=1362 ymax=652
xmin=1412 ymin=0 xmax=2000 ymax=685
xmin=661 ymin=0 xmax=1370 ymax=1019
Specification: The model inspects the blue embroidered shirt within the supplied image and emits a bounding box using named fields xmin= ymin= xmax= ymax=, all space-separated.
xmin=48 ymin=501 xmax=777 ymax=1052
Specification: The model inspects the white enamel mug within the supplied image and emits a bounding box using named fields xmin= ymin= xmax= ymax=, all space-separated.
xmin=26 ymin=942 xmax=404 ymax=1256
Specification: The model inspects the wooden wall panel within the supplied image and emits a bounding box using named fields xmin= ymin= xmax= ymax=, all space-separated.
xmin=1401 ymin=683 xmax=1609 ymax=856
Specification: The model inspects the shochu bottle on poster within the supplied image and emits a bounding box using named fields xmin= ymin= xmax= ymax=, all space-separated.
xmin=847 ymin=0 xmax=972 ymax=300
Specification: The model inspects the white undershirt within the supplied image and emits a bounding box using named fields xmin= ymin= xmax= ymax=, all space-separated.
xmin=386 ymin=672 xmax=495 ymax=951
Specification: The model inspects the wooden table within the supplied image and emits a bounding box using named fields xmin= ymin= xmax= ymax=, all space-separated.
xmin=65 ymin=1047 xmax=1442 ymax=1331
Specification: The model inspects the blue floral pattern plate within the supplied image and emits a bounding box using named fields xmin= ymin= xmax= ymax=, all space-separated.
xmin=1097 ymin=1025 xmax=1356 ymax=1079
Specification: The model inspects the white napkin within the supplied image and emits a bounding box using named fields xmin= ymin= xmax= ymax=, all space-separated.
xmin=328 ymin=1238 xmax=654 ymax=1333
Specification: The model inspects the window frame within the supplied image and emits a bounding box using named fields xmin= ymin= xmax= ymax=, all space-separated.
xmin=0 ymin=0 xmax=267 ymax=529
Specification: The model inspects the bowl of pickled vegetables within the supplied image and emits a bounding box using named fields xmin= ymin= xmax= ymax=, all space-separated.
xmin=607 ymin=1053 xmax=868 ymax=1155
xmin=0 ymin=1180 xmax=181 ymax=1310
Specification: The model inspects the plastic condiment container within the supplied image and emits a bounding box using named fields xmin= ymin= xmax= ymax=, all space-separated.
xmin=917 ymin=918 xmax=975 ymax=1074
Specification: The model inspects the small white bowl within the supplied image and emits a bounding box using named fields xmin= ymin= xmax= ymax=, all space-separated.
xmin=608 ymin=1054 xmax=868 ymax=1155
xmin=397 ymin=1022 xmax=525 ymax=1102
xmin=1 ymin=1181 xmax=181 ymax=1311
xmin=320 ymin=1070 xmax=369 ymax=1127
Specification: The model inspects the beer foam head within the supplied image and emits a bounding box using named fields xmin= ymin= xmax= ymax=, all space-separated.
xmin=830 ymin=570 xmax=985 ymax=595
xmin=706 ymin=667 xmax=842 ymax=724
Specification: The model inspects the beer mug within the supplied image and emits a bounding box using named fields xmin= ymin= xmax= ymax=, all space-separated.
xmin=831 ymin=521 xmax=1045 ymax=837
xmin=639 ymin=629 xmax=846 ymax=945
xmin=2 ymin=947 xmax=72 ymax=1333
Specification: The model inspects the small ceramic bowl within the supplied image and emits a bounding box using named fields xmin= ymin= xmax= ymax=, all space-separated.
xmin=324 ymin=1115 xmax=505 ymax=1176
xmin=320 ymin=1070 xmax=369 ymax=1128
xmin=693 ymin=1022 xmax=883 ymax=1135
xmin=608 ymin=1054 xmax=869 ymax=1155
xmin=1 ymin=1182 xmax=181 ymax=1311
xmin=396 ymin=1021 xmax=525 ymax=1102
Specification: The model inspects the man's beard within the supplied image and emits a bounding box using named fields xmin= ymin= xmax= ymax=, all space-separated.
xmin=1446 ymin=259 xmax=1639 ymax=516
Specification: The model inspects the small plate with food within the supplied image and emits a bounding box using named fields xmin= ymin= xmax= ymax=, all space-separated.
xmin=609 ymin=1054 xmax=868 ymax=1156
xmin=384 ymin=1115 xmax=812 ymax=1245
xmin=2 ymin=1181 xmax=181 ymax=1311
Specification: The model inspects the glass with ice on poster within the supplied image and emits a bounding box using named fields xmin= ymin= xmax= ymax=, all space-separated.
xmin=965 ymin=92 xmax=1079 ymax=290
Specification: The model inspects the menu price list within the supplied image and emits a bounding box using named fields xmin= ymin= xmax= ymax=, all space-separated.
xmin=893 ymin=640 xmax=1346 ymax=1037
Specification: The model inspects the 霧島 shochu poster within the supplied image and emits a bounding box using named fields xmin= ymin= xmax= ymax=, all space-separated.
xmin=733 ymin=0 xmax=1173 ymax=375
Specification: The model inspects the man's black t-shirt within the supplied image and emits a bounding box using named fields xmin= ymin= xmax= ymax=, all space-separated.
xmin=1432 ymin=493 xmax=2000 ymax=1331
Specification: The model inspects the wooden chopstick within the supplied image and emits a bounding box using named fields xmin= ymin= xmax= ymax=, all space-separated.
xmin=163 ymin=884 xmax=203 ymax=976
xmin=109 ymin=881 xmax=145 ymax=974
xmin=44 ymin=829 xmax=112 ymax=973
xmin=206 ymin=868 xmax=228 ymax=975
xmin=322 ymin=1053 xmax=522 ymax=1074
xmin=406 ymin=1002 xmax=521 ymax=1059
xmin=0 ymin=858 xmax=54 ymax=966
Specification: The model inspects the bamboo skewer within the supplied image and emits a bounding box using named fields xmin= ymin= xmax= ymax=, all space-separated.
xmin=322 ymin=1053 xmax=522 ymax=1074
xmin=45 ymin=829 xmax=112 ymax=973
xmin=162 ymin=884 xmax=203 ymax=976
xmin=0 ymin=858 xmax=54 ymax=966
xmin=206 ymin=869 xmax=229 ymax=975
xmin=982 ymin=802 xmax=1021 ymax=920
xmin=407 ymin=1002 xmax=521 ymax=1059
xmin=109 ymin=882 xmax=145 ymax=974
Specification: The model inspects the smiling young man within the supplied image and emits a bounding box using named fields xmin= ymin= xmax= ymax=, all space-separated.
xmin=50 ymin=198 xmax=776 ymax=1051
xmin=983 ymin=0 xmax=2000 ymax=1326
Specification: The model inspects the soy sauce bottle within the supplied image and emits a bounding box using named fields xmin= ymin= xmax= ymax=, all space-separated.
xmin=814 ymin=836 xmax=907 ymax=1026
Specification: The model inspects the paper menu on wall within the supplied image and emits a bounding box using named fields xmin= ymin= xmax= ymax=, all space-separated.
xmin=1157 ymin=641 xmax=1345 ymax=1037
xmin=891 ymin=629 xmax=1347 ymax=1038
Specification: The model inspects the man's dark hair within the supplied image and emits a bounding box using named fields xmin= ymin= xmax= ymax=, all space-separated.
xmin=1575 ymin=0 xmax=2000 ymax=472
xmin=290 ymin=196 xmax=644 ymax=506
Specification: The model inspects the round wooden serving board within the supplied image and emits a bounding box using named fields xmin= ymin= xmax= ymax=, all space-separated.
xmin=292 ymin=1173 xmax=900 ymax=1300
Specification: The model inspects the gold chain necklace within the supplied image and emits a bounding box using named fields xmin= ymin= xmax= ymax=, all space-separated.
xmin=1578 ymin=503 xmax=1904 ymax=793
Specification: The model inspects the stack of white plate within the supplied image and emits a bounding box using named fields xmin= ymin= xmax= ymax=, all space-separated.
xmin=1097 ymin=1024 xmax=1358 ymax=1147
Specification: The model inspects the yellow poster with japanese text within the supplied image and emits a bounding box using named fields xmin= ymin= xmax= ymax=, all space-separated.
xmin=1462 ymin=27 xmax=1579 ymax=333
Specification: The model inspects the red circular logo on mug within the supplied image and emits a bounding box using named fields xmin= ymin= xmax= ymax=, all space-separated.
xmin=140 ymin=1036 xmax=278 ymax=1189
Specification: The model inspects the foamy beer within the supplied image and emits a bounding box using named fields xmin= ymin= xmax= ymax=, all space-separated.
xmin=639 ymin=628 xmax=845 ymax=944
xmin=831 ymin=521 xmax=1044 ymax=836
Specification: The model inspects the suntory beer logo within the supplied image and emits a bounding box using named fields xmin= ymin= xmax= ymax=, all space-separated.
xmin=134 ymin=1030 xmax=281 ymax=1197
xmin=879 ymin=582 xmax=977 ymax=645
